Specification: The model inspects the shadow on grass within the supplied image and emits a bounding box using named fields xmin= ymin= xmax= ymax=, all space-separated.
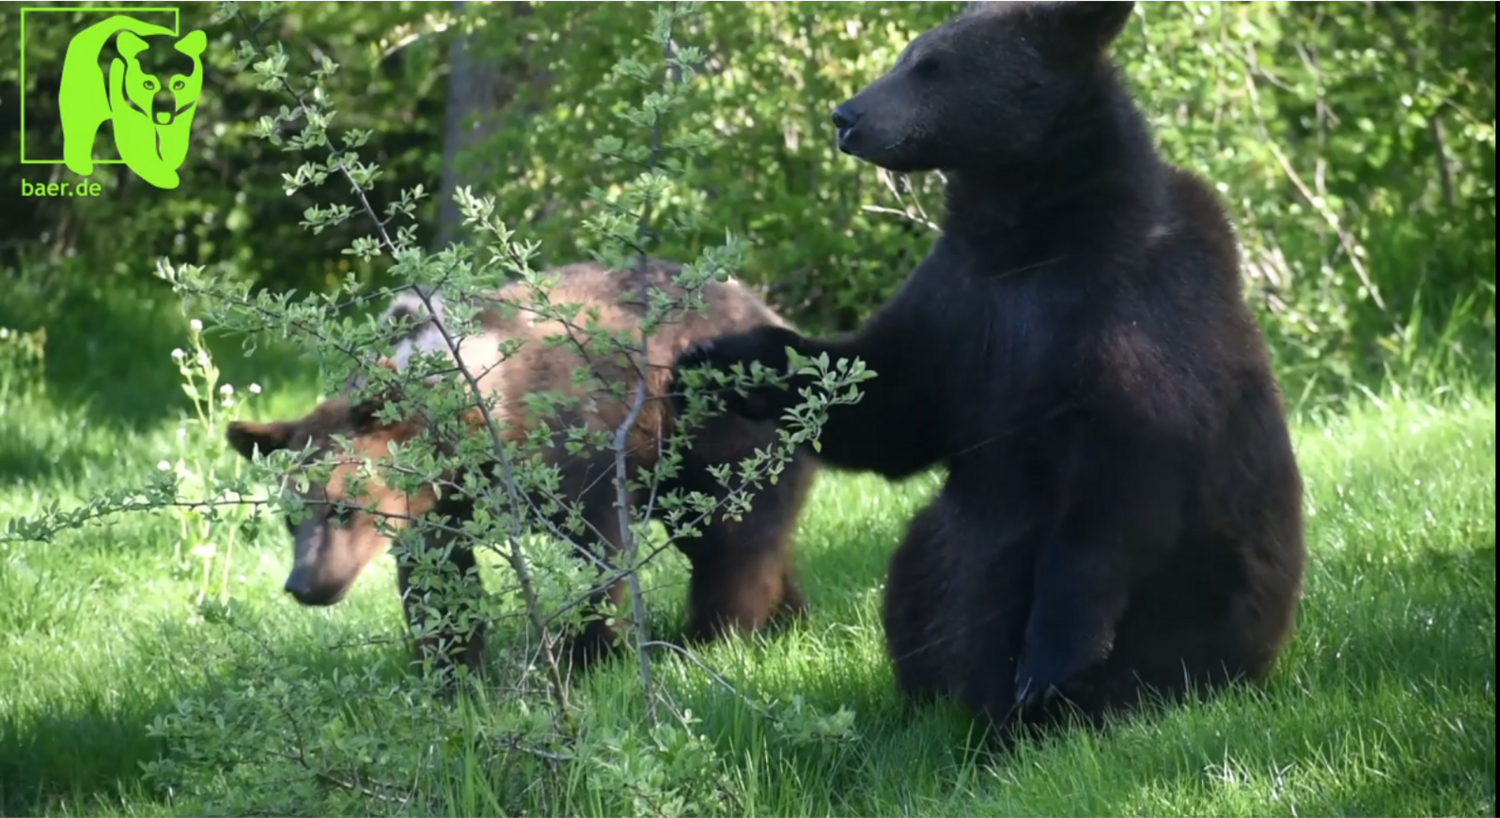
xmin=0 ymin=618 xmax=419 ymax=816
xmin=0 ymin=277 xmax=321 ymax=437
xmin=0 ymin=428 xmax=107 ymax=491
xmin=0 ymin=561 xmax=715 ymax=818
xmin=0 ymin=277 xmax=333 ymax=494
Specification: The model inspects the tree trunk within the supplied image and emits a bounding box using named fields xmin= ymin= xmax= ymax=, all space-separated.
xmin=435 ymin=1 xmax=533 ymax=249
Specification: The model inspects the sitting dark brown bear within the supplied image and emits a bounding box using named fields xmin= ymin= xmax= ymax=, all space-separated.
xmin=670 ymin=1 xmax=1307 ymax=743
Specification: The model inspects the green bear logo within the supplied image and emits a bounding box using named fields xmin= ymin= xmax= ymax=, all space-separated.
xmin=59 ymin=15 xmax=207 ymax=190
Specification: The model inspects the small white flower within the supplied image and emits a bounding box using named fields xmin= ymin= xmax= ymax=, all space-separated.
xmin=189 ymin=319 xmax=204 ymax=332
xmin=171 ymin=348 xmax=186 ymax=360
xmin=177 ymin=427 xmax=188 ymax=441
xmin=220 ymin=384 xmax=234 ymax=396
xmin=249 ymin=383 xmax=262 ymax=395
xmin=157 ymin=460 xmax=172 ymax=471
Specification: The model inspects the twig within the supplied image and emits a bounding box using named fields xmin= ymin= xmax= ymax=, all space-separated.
xmin=3 ymin=496 xmax=276 ymax=544
xmin=641 ymin=640 xmax=775 ymax=720
xmin=216 ymin=619 xmax=414 ymax=806
xmin=860 ymin=204 xmax=940 ymax=233
xmin=611 ymin=23 xmax=688 ymax=728
xmin=1241 ymin=42 xmax=1386 ymax=310
xmin=406 ymin=276 xmax=578 ymax=723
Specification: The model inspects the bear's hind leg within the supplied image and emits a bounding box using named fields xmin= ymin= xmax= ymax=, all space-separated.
xmin=1082 ymin=573 xmax=1272 ymax=730
xmin=882 ymin=502 xmax=953 ymax=706
xmin=776 ymin=564 xmax=809 ymax=623
xmin=683 ymin=544 xmax=794 ymax=644
xmin=885 ymin=494 xmax=1042 ymax=746
xmin=554 ymin=494 xmax=631 ymax=677
xmin=675 ymin=450 xmax=816 ymax=646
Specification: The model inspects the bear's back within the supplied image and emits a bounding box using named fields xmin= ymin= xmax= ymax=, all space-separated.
xmin=397 ymin=260 xmax=790 ymax=458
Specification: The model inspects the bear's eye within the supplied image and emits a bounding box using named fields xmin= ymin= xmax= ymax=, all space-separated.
xmin=172 ymin=79 xmax=186 ymax=91
xmin=143 ymin=79 xmax=157 ymax=90
xmin=913 ymin=55 xmax=941 ymax=76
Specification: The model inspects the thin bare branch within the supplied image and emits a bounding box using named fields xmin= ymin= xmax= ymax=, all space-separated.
xmin=1241 ymin=42 xmax=1386 ymax=311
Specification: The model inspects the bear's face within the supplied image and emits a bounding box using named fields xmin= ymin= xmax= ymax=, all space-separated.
xmin=114 ymin=29 xmax=207 ymax=127
xmin=831 ymin=1 xmax=1135 ymax=174
xmin=227 ymin=397 xmax=431 ymax=607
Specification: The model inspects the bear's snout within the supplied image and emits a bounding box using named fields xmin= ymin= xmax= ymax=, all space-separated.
xmin=284 ymin=566 xmax=346 ymax=606
xmin=151 ymin=91 xmax=177 ymax=126
xmin=831 ymin=103 xmax=862 ymax=153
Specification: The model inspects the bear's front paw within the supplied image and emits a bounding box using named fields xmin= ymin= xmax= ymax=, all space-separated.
xmin=667 ymin=325 xmax=805 ymax=422
xmin=1013 ymin=611 xmax=1113 ymax=716
xmin=1012 ymin=662 xmax=1071 ymax=717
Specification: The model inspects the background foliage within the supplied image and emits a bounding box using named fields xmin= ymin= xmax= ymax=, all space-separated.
xmin=3 ymin=0 xmax=1494 ymax=405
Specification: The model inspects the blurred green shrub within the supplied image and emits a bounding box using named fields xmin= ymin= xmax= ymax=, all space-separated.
xmin=2 ymin=1 xmax=1493 ymax=401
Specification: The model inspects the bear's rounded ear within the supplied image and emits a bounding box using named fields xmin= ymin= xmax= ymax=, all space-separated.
xmin=115 ymin=30 xmax=151 ymax=59
xmin=227 ymin=421 xmax=294 ymax=460
xmin=1054 ymin=1 xmax=1136 ymax=54
xmin=174 ymin=29 xmax=207 ymax=59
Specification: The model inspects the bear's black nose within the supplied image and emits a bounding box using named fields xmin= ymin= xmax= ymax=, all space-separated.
xmin=830 ymin=104 xmax=860 ymax=130
xmin=284 ymin=568 xmax=339 ymax=606
xmin=283 ymin=570 xmax=314 ymax=600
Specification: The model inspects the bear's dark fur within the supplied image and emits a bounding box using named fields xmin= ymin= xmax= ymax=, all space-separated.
xmin=670 ymin=1 xmax=1306 ymax=741
xmin=228 ymin=260 xmax=818 ymax=676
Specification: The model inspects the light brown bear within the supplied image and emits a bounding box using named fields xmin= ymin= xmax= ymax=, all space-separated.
xmin=227 ymin=259 xmax=819 ymax=676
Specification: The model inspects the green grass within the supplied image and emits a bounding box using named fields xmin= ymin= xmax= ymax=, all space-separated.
xmin=0 ymin=294 xmax=1494 ymax=817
